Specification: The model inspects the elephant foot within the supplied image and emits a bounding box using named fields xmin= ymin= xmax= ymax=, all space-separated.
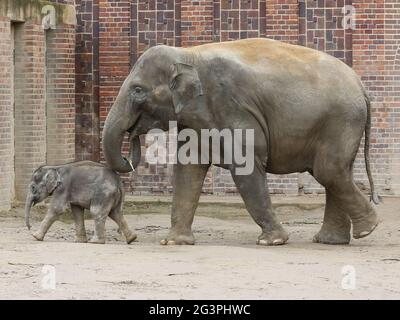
xmin=89 ymin=236 xmax=106 ymax=244
xmin=32 ymin=231 xmax=44 ymax=241
xmin=160 ymin=230 xmax=195 ymax=245
xmin=126 ymin=232 xmax=137 ymax=244
xmin=75 ymin=235 xmax=88 ymax=243
xmin=313 ymin=227 xmax=350 ymax=245
xmin=352 ymin=211 xmax=379 ymax=239
xmin=257 ymin=227 xmax=289 ymax=246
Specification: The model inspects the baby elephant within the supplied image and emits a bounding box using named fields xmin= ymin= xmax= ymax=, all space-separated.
xmin=24 ymin=161 xmax=136 ymax=244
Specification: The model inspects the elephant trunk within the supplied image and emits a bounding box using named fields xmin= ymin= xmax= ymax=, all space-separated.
xmin=24 ymin=192 xmax=34 ymax=230
xmin=102 ymin=96 xmax=135 ymax=173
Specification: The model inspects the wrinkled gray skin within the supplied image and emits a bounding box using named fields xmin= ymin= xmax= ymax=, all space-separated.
xmin=103 ymin=38 xmax=379 ymax=246
xmin=24 ymin=161 xmax=136 ymax=244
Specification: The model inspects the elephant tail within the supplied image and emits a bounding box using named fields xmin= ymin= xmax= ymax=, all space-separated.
xmin=364 ymin=93 xmax=380 ymax=205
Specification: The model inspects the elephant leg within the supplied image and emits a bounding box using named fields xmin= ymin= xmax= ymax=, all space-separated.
xmin=313 ymin=153 xmax=378 ymax=244
xmin=109 ymin=209 xmax=137 ymax=244
xmin=231 ymin=166 xmax=289 ymax=246
xmin=71 ymin=205 xmax=87 ymax=243
xmin=89 ymin=203 xmax=112 ymax=244
xmin=160 ymin=163 xmax=210 ymax=245
xmin=331 ymin=178 xmax=377 ymax=239
xmin=313 ymin=190 xmax=351 ymax=244
xmin=90 ymin=217 xmax=107 ymax=244
xmin=32 ymin=208 xmax=62 ymax=241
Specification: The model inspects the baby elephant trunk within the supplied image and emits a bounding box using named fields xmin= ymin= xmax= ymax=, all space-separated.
xmin=24 ymin=193 xmax=34 ymax=230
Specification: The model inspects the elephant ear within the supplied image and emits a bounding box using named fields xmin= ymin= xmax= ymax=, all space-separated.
xmin=169 ymin=63 xmax=203 ymax=114
xmin=44 ymin=169 xmax=61 ymax=194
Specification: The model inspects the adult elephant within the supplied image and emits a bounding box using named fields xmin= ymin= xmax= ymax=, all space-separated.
xmin=102 ymin=38 xmax=379 ymax=246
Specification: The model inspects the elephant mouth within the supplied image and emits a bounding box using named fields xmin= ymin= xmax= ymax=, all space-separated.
xmin=123 ymin=119 xmax=143 ymax=172
xmin=126 ymin=113 xmax=142 ymax=135
xmin=127 ymin=125 xmax=135 ymax=134
xmin=32 ymin=197 xmax=39 ymax=206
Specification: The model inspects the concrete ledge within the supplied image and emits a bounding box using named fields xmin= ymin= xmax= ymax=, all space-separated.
xmin=125 ymin=194 xmax=326 ymax=207
xmin=0 ymin=0 xmax=76 ymax=26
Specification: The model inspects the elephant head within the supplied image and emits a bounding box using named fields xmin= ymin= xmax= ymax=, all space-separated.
xmin=25 ymin=167 xmax=61 ymax=229
xmin=102 ymin=45 xmax=205 ymax=173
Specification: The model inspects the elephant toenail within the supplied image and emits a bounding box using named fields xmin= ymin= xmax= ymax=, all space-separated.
xmin=258 ymin=239 xmax=268 ymax=245
xmin=160 ymin=239 xmax=167 ymax=245
xmin=167 ymin=240 xmax=176 ymax=245
xmin=359 ymin=231 xmax=369 ymax=237
xmin=273 ymin=239 xmax=284 ymax=245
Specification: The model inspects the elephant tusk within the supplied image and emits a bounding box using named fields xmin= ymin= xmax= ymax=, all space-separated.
xmin=123 ymin=157 xmax=135 ymax=172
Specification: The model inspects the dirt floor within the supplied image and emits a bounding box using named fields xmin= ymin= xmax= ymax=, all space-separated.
xmin=0 ymin=195 xmax=399 ymax=300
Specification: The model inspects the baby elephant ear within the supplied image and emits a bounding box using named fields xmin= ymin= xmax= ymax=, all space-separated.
xmin=169 ymin=63 xmax=203 ymax=114
xmin=44 ymin=169 xmax=61 ymax=194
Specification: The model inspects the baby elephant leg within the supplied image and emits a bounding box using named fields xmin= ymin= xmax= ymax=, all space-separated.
xmin=89 ymin=203 xmax=111 ymax=244
xmin=109 ymin=208 xmax=137 ymax=244
xmin=71 ymin=204 xmax=87 ymax=243
xmin=90 ymin=216 xmax=107 ymax=244
xmin=32 ymin=207 xmax=62 ymax=241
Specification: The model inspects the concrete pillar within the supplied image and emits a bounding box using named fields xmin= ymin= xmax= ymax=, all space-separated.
xmin=14 ymin=21 xmax=47 ymax=200
xmin=0 ymin=17 xmax=14 ymax=210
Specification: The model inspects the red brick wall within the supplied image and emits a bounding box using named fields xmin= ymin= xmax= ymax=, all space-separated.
xmin=75 ymin=0 xmax=100 ymax=161
xmin=267 ymin=0 xmax=298 ymax=44
xmin=74 ymin=0 xmax=400 ymax=197
xmin=385 ymin=0 xmax=400 ymax=194
xmin=352 ymin=0 xmax=389 ymax=194
xmin=181 ymin=0 xmax=213 ymax=47
xmin=98 ymin=0 xmax=131 ymax=133
xmin=0 ymin=17 xmax=13 ymax=210
xmin=46 ymin=27 xmax=76 ymax=166
xmin=51 ymin=0 xmax=76 ymax=3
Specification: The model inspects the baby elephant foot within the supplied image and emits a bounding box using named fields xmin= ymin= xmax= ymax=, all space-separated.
xmin=257 ymin=227 xmax=289 ymax=246
xmin=89 ymin=236 xmax=106 ymax=244
xmin=160 ymin=230 xmax=195 ymax=245
xmin=313 ymin=228 xmax=350 ymax=245
xmin=352 ymin=211 xmax=379 ymax=239
xmin=75 ymin=235 xmax=88 ymax=243
xmin=126 ymin=232 xmax=137 ymax=244
xmin=32 ymin=231 xmax=44 ymax=241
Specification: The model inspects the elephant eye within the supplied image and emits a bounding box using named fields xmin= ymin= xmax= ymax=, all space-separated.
xmin=131 ymin=86 xmax=146 ymax=104
xmin=134 ymin=86 xmax=142 ymax=94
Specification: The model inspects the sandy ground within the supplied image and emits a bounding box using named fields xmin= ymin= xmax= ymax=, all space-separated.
xmin=0 ymin=195 xmax=399 ymax=300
